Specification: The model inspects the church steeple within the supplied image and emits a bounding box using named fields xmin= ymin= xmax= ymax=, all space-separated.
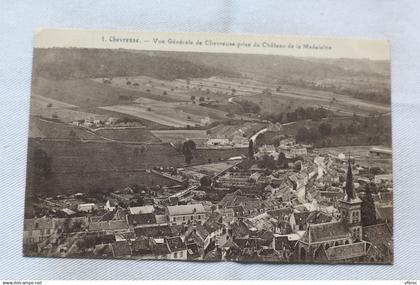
xmin=345 ymin=158 xmax=356 ymax=201
xmin=338 ymin=156 xmax=363 ymax=241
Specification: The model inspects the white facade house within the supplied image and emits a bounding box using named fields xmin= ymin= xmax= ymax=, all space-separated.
xmin=129 ymin=205 xmax=155 ymax=215
xmin=104 ymin=200 xmax=117 ymax=212
xmin=77 ymin=203 xmax=96 ymax=212
xmin=206 ymin=138 xmax=230 ymax=146
xmin=166 ymin=204 xmax=207 ymax=225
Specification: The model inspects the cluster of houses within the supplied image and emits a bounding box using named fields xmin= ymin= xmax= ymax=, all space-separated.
xmin=23 ymin=133 xmax=393 ymax=263
xmin=23 ymin=155 xmax=392 ymax=263
xmin=71 ymin=117 xmax=143 ymax=129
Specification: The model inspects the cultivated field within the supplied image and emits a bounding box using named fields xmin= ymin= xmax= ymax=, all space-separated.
xmin=30 ymin=94 xmax=107 ymax=123
xmin=99 ymin=104 xmax=201 ymax=128
xmin=317 ymin=145 xmax=392 ymax=171
xmin=184 ymin=161 xmax=240 ymax=177
xmin=150 ymin=130 xmax=208 ymax=143
xmin=28 ymin=116 xmax=102 ymax=140
xmin=207 ymin=122 xmax=266 ymax=139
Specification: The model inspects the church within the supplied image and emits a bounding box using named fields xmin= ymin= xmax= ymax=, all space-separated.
xmin=297 ymin=159 xmax=368 ymax=263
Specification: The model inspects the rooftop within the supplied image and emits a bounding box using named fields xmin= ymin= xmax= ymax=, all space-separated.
xmin=166 ymin=204 xmax=206 ymax=216
xmin=302 ymin=221 xmax=350 ymax=244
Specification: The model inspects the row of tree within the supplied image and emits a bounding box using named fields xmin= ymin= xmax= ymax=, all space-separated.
xmin=263 ymin=106 xmax=330 ymax=124
xmin=295 ymin=115 xmax=391 ymax=146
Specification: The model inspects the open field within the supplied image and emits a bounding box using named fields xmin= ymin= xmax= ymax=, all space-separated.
xmin=29 ymin=116 xmax=102 ymax=140
xmin=31 ymin=94 xmax=77 ymax=109
xmin=94 ymin=128 xmax=161 ymax=143
xmin=26 ymin=139 xmax=186 ymax=195
xmin=207 ymin=122 xmax=266 ymax=139
xmin=27 ymin=169 xmax=180 ymax=197
xmin=317 ymin=145 xmax=392 ymax=172
xmin=99 ymin=104 xmax=200 ymax=128
xmin=30 ymin=94 xmax=108 ymax=123
xmin=26 ymin=139 xmax=249 ymax=195
xmin=32 ymin=77 xmax=146 ymax=108
xmin=184 ymin=161 xmax=240 ymax=177
xmin=150 ymin=130 xmax=208 ymax=143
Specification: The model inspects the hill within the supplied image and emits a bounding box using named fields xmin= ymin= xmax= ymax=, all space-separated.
xmin=32 ymin=48 xmax=239 ymax=80
xmin=159 ymin=52 xmax=390 ymax=104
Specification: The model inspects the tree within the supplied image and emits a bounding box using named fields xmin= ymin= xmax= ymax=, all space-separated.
xmin=361 ymin=187 xmax=377 ymax=226
xmin=33 ymin=148 xmax=51 ymax=177
xmin=258 ymin=154 xmax=276 ymax=170
xmin=277 ymin=152 xmax=288 ymax=169
xmin=182 ymin=140 xmax=196 ymax=164
xmin=200 ymin=176 xmax=212 ymax=187
xmin=248 ymin=140 xmax=254 ymax=159
xmin=336 ymin=122 xmax=346 ymax=134
xmin=318 ymin=122 xmax=332 ymax=137
xmin=262 ymin=88 xmax=272 ymax=96
xmin=240 ymin=100 xmax=260 ymax=114
xmin=294 ymin=160 xmax=302 ymax=171
xmin=190 ymin=95 xmax=196 ymax=101
xmin=68 ymin=130 xmax=78 ymax=142
xmin=309 ymin=127 xmax=320 ymax=141
xmin=296 ymin=127 xmax=310 ymax=143
xmin=163 ymin=91 xmax=167 ymax=95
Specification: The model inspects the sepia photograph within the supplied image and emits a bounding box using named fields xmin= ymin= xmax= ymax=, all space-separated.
xmin=23 ymin=30 xmax=393 ymax=264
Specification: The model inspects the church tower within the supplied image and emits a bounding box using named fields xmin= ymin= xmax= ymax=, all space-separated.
xmin=338 ymin=158 xmax=363 ymax=241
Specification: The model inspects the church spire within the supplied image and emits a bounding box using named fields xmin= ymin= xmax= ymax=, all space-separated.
xmin=345 ymin=157 xmax=356 ymax=201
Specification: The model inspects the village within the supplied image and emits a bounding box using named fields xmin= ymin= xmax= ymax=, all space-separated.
xmin=23 ymin=46 xmax=393 ymax=264
xmin=23 ymin=132 xmax=393 ymax=263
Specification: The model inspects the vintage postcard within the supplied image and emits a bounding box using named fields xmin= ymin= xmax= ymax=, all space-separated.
xmin=23 ymin=29 xmax=392 ymax=263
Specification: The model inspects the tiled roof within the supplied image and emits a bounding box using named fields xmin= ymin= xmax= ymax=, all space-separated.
xmin=302 ymin=221 xmax=350 ymax=243
xmin=292 ymin=211 xmax=312 ymax=227
xmin=245 ymin=213 xmax=276 ymax=232
xmin=376 ymin=205 xmax=393 ymax=223
xmin=150 ymin=240 xmax=170 ymax=256
xmin=230 ymin=220 xmax=250 ymax=237
xmin=131 ymin=237 xmax=150 ymax=252
xmin=306 ymin=211 xmax=333 ymax=224
xmin=93 ymin=243 xmax=114 ymax=258
xmin=89 ymin=220 xmax=128 ymax=232
xmin=112 ymin=240 xmax=132 ymax=257
xmin=127 ymin=213 xmax=157 ymax=226
xmin=203 ymin=212 xmax=222 ymax=233
xmin=166 ymin=236 xmax=186 ymax=252
xmin=134 ymin=225 xmax=176 ymax=238
xmin=186 ymin=242 xmax=202 ymax=259
xmin=268 ymin=208 xmax=293 ymax=221
xmin=363 ymin=223 xmax=393 ymax=259
xmin=325 ymin=242 xmax=367 ymax=261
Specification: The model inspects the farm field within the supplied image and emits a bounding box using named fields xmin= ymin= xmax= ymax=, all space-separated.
xmin=32 ymin=77 xmax=145 ymax=108
xmin=94 ymin=128 xmax=161 ymax=143
xmin=99 ymin=104 xmax=202 ymax=128
xmin=207 ymin=122 xmax=266 ymax=139
xmin=28 ymin=116 xmax=102 ymax=140
xmin=184 ymin=161 xmax=240 ymax=177
xmin=150 ymin=130 xmax=208 ymax=144
xmin=25 ymin=139 xmax=249 ymax=195
xmin=30 ymin=94 xmax=108 ymax=123
xmin=316 ymin=145 xmax=392 ymax=171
